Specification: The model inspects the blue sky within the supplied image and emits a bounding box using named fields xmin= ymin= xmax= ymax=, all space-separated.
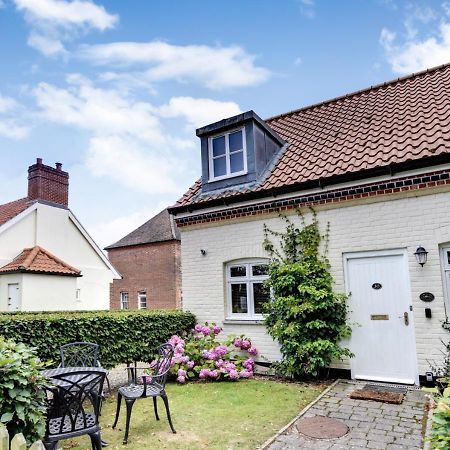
xmin=0 ymin=0 xmax=448 ymax=247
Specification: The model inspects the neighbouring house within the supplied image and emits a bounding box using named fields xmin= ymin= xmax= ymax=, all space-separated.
xmin=169 ymin=63 xmax=450 ymax=385
xmin=106 ymin=208 xmax=181 ymax=310
xmin=0 ymin=158 xmax=120 ymax=311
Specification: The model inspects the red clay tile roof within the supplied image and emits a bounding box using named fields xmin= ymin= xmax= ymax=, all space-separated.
xmin=174 ymin=63 xmax=450 ymax=209
xmin=0 ymin=198 xmax=32 ymax=226
xmin=0 ymin=246 xmax=81 ymax=276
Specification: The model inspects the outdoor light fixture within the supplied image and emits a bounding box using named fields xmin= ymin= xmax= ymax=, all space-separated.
xmin=414 ymin=246 xmax=428 ymax=267
xmin=200 ymin=249 xmax=207 ymax=256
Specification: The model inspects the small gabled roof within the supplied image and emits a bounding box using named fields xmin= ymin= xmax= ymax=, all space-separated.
xmin=0 ymin=198 xmax=32 ymax=227
xmin=105 ymin=208 xmax=180 ymax=250
xmin=172 ymin=62 xmax=450 ymax=211
xmin=0 ymin=246 xmax=82 ymax=276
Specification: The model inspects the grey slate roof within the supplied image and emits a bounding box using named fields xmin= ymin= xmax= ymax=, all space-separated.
xmin=105 ymin=208 xmax=180 ymax=250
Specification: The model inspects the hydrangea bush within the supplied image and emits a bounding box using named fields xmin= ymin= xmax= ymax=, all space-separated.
xmin=167 ymin=323 xmax=258 ymax=383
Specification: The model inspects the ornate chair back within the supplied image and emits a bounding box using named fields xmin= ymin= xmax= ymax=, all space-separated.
xmin=60 ymin=342 xmax=99 ymax=368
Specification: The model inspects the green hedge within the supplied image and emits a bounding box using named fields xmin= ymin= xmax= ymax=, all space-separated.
xmin=0 ymin=310 xmax=196 ymax=369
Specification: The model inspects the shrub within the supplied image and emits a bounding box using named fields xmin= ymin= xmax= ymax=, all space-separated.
xmin=0 ymin=310 xmax=195 ymax=369
xmin=167 ymin=323 xmax=257 ymax=382
xmin=263 ymin=209 xmax=352 ymax=378
xmin=0 ymin=338 xmax=47 ymax=445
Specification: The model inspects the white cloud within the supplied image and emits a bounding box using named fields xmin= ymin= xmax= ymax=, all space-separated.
xmin=0 ymin=94 xmax=30 ymax=140
xmin=158 ymin=96 xmax=241 ymax=129
xmin=14 ymin=0 xmax=117 ymax=30
xmin=28 ymin=32 xmax=67 ymax=56
xmin=294 ymin=56 xmax=303 ymax=66
xmin=14 ymin=0 xmax=118 ymax=56
xmin=380 ymin=21 xmax=450 ymax=73
xmin=299 ymin=0 xmax=315 ymax=19
xmin=79 ymin=41 xmax=270 ymax=90
xmin=33 ymin=75 xmax=240 ymax=195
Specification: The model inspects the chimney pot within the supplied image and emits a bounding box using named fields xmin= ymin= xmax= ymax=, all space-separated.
xmin=56 ymin=162 xmax=62 ymax=171
xmin=36 ymin=158 xmax=43 ymax=165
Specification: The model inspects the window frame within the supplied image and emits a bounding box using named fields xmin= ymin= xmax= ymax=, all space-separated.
xmin=120 ymin=292 xmax=129 ymax=310
xmin=138 ymin=291 xmax=147 ymax=310
xmin=226 ymin=259 xmax=270 ymax=320
xmin=440 ymin=246 xmax=450 ymax=317
xmin=208 ymin=127 xmax=247 ymax=182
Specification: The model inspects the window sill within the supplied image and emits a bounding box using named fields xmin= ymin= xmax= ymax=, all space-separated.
xmin=223 ymin=319 xmax=265 ymax=325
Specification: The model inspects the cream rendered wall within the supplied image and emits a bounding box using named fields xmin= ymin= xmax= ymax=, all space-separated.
xmin=0 ymin=203 xmax=114 ymax=311
xmin=20 ymin=274 xmax=78 ymax=311
xmin=180 ymin=189 xmax=450 ymax=375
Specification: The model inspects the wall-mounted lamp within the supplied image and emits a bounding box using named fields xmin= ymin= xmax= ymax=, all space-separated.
xmin=200 ymin=249 xmax=207 ymax=256
xmin=414 ymin=246 xmax=428 ymax=267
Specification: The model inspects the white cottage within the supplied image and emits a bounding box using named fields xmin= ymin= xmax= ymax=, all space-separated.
xmin=0 ymin=158 xmax=119 ymax=311
xmin=169 ymin=64 xmax=450 ymax=385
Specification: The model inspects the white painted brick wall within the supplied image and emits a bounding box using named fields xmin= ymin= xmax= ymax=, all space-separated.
xmin=180 ymin=190 xmax=450 ymax=375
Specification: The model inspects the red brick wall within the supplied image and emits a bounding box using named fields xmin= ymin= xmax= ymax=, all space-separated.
xmin=28 ymin=158 xmax=69 ymax=206
xmin=108 ymin=240 xmax=181 ymax=310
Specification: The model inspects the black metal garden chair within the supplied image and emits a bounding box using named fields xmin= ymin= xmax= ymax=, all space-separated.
xmin=112 ymin=343 xmax=175 ymax=444
xmin=42 ymin=368 xmax=107 ymax=450
xmin=60 ymin=342 xmax=111 ymax=392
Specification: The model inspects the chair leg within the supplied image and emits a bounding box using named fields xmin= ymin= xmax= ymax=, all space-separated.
xmin=161 ymin=394 xmax=176 ymax=434
xmin=153 ymin=396 xmax=160 ymax=421
xmin=105 ymin=375 xmax=111 ymax=393
xmin=123 ymin=398 xmax=135 ymax=444
xmin=112 ymin=392 xmax=122 ymax=428
xmin=43 ymin=441 xmax=58 ymax=450
xmin=89 ymin=430 xmax=103 ymax=450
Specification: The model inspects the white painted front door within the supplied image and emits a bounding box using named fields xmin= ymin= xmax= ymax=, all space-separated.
xmin=7 ymin=283 xmax=20 ymax=311
xmin=346 ymin=252 xmax=417 ymax=384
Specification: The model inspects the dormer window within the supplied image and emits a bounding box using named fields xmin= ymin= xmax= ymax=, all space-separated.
xmin=208 ymin=128 xmax=247 ymax=181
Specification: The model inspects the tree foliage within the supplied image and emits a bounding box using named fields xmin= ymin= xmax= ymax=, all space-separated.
xmin=263 ymin=209 xmax=352 ymax=378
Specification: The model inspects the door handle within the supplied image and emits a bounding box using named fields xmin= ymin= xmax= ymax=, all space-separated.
xmin=403 ymin=311 xmax=409 ymax=326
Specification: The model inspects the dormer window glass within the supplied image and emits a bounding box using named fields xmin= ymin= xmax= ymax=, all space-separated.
xmin=209 ymin=128 xmax=247 ymax=181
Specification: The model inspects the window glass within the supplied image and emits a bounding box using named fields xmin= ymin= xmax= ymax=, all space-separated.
xmin=213 ymin=157 xmax=226 ymax=177
xmin=252 ymin=264 xmax=269 ymax=276
xmin=121 ymin=292 xmax=129 ymax=310
xmin=138 ymin=292 xmax=147 ymax=309
xmin=229 ymin=130 xmax=243 ymax=152
xmin=447 ymin=251 xmax=450 ymax=265
xmin=231 ymin=283 xmax=248 ymax=313
xmin=212 ymin=136 xmax=226 ymax=157
xmin=230 ymin=266 xmax=246 ymax=277
xmin=253 ymin=283 xmax=270 ymax=314
xmin=230 ymin=151 xmax=244 ymax=173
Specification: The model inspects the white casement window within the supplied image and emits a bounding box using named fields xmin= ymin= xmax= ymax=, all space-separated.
xmin=208 ymin=128 xmax=247 ymax=181
xmin=226 ymin=259 xmax=270 ymax=320
xmin=138 ymin=291 xmax=147 ymax=309
xmin=120 ymin=292 xmax=129 ymax=310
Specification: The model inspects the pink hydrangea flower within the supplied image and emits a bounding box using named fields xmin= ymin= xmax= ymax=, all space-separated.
xmin=201 ymin=326 xmax=211 ymax=336
xmin=214 ymin=345 xmax=228 ymax=357
xmin=208 ymin=370 xmax=219 ymax=378
xmin=233 ymin=338 xmax=242 ymax=348
xmin=228 ymin=369 xmax=239 ymax=380
xmin=248 ymin=346 xmax=258 ymax=356
xmin=215 ymin=359 xmax=224 ymax=368
xmin=199 ymin=368 xmax=209 ymax=379
xmin=213 ymin=325 xmax=222 ymax=334
xmin=177 ymin=369 xmax=186 ymax=377
xmin=187 ymin=360 xmax=195 ymax=369
xmin=180 ymin=356 xmax=190 ymax=364
xmin=241 ymin=340 xmax=251 ymax=350
xmin=224 ymin=362 xmax=235 ymax=371
xmin=177 ymin=375 xmax=186 ymax=383
xmin=194 ymin=324 xmax=203 ymax=333
xmin=239 ymin=369 xmax=252 ymax=378
xmin=243 ymin=358 xmax=255 ymax=370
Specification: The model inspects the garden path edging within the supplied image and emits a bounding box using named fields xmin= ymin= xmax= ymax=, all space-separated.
xmin=258 ymin=379 xmax=340 ymax=450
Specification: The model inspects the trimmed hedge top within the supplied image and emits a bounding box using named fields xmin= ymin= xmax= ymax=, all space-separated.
xmin=0 ymin=310 xmax=196 ymax=369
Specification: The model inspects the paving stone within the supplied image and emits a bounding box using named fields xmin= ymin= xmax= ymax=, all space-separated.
xmin=367 ymin=441 xmax=389 ymax=449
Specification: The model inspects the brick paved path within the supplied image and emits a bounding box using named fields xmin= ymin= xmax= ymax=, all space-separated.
xmin=267 ymin=380 xmax=427 ymax=450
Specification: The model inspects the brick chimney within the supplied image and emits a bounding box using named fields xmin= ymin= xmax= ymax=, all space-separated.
xmin=28 ymin=158 xmax=69 ymax=207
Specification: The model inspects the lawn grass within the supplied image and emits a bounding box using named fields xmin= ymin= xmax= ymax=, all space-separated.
xmin=62 ymin=379 xmax=325 ymax=450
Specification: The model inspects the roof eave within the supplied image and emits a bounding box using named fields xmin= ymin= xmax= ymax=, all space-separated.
xmin=169 ymin=153 xmax=450 ymax=215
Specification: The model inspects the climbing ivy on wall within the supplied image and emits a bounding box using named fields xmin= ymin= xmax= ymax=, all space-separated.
xmin=263 ymin=208 xmax=352 ymax=378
